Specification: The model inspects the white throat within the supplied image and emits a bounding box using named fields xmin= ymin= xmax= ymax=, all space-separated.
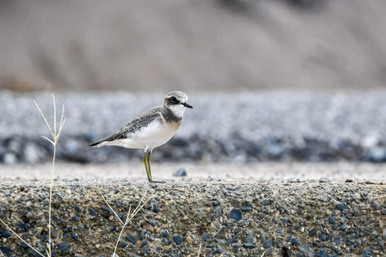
xmin=168 ymin=104 xmax=186 ymax=118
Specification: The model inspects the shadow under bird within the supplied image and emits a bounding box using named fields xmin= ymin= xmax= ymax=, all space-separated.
xmin=89 ymin=91 xmax=193 ymax=183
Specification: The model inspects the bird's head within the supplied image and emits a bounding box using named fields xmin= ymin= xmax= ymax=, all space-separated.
xmin=164 ymin=91 xmax=193 ymax=118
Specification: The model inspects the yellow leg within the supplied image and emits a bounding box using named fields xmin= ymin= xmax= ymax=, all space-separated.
xmin=146 ymin=151 xmax=153 ymax=181
xmin=143 ymin=151 xmax=152 ymax=182
xmin=147 ymin=150 xmax=165 ymax=183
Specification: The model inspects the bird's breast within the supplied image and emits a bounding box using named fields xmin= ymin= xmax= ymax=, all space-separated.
xmin=167 ymin=120 xmax=182 ymax=131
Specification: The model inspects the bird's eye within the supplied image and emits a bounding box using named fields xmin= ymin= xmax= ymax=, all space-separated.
xmin=170 ymin=97 xmax=178 ymax=104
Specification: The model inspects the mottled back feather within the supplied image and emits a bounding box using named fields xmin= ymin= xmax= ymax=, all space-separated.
xmin=89 ymin=105 xmax=181 ymax=146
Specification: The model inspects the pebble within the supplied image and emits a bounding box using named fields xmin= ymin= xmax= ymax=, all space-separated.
xmin=261 ymin=199 xmax=269 ymax=206
xmin=172 ymin=235 xmax=182 ymax=245
xmin=230 ymin=209 xmax=242 ymax=221
xmin=126 ymin=232 xmax=137 ymax=244
xmin=241 ymin=206 xmax=252 ymax=212
xmin=245 ymin=232 xmax=254 ymax=243
xmin=161 ymin=231 xmax=169 ymax=238
xmin=319 ymin=178 xmax=330 ymax=183
xmin=88 ymin=207 xmax=98 ymax=217
xmin=298 ymin=243 xmax=314 ymax=257
xmin=1 ymin=229 xmax=11 ymax=238
xmin=215 ymin=228 xmax=225 ymax=239
xmin=138 ymin=230 xmax=144 ymax=240
xmin=0 ymin=247 xmax=11 ymax=256
xmin=263 ymin=240 xmax=272 ymax=248
xmin=142 ymin=246 xmax=150 ymax=255
xmin=212 ymin=201 xmax=220 ymax=207
xmin=140 ymin=240 xmax=148 ymax=248
xmin=152 ymin=202 xmax=159 ymax=213
xmin=214 ymin=206 xmax=222 ymax=217
xmin=308 ymin=228 xmax=316 ymax=236
xmin=173 ymin=168 xmax=187 ymax=177
xmin=372 ymin=203 xmax=381 ymax=210
xmin=291 ymin=237 xmax=299 ymax=245
xmin=119 ymin=241 xmax=128 ymax=248
xmin=315 ymin=249 xmax=328 ymax=257
xmin=70 ymin=233 xmax=77 ymax=241
xmin=319 ymin=234 xmax=329 ymax=241
xmin=336 ymin=203 xmax=345 ymax=211
xmin=57 ymin=242 xmax=71 ymax=255
xmin=243 ymin=243 xmax=255 ymax=249
xmin=362 ymin=248 xmax=372 ymax=257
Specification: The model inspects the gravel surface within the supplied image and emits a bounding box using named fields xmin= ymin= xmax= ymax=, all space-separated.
xmin=2 ymin=91 xmax=386 ymax=163
xmin=0 ymin=181 xmax=384 ymax=256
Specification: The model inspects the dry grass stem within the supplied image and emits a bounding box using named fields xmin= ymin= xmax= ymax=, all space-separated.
xmin=0 ymin=94 xmax=65 ymax=257
xmin=99 ymin=191 xmax=124 ymax=226
xmin=197 ymin=243 xmax=202 ymax=257
xmin=111 ymin=194 xmax=152 ymax=257
xmin=0 ymin=219 xmax=45 ymax=257
xmin=112 ymin=205 xmax=132 ymax=256
xmin=34 ymin=93 xmax=66 ymax=256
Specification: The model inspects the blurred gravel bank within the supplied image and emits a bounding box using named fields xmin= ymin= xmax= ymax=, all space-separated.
xmin=2 ymin=91 xmax=386 ymax=164
xmin=0 ymin=181 xmax=384 ymax=256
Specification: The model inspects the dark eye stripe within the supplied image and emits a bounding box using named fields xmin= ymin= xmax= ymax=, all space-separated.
xmin=170 ymin=97 xmax=179 ymax=104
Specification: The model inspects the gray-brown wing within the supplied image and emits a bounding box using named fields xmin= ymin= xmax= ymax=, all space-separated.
xmin=89 ymin=107 xmax=163 ymax=146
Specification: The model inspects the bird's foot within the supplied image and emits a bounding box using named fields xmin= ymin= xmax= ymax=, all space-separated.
xmin=149 ymin=179 xmax=166 ymax=184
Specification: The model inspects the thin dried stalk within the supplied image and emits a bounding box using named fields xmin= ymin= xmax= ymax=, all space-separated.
xmin=1 ymin=94 xmax=65 ymax=257
xmin=35 ymin=94 xmax=66 ymax=256
xmin=99 ymin=191 xmax=124 ymax=226
xmin=112 ymin=205 xmax=132 ymax=256
xmin=112 ymin=195 xmax=152 ymax=257
xmin=197 ymin=243 xmax=202 ymax=257
xmin=0 ymin=219 xmax=45 ymax=257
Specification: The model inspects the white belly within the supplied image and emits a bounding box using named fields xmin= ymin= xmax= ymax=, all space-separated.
xmin=103 ymin=120 xmax=180 ymax=149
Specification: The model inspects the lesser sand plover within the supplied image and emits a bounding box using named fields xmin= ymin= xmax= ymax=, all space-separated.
xmin=90 ymin=91 xmax=193 ymax=183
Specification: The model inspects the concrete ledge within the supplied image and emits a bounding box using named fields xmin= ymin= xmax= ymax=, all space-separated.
xmin=0 ymin=182 xmax=384 ymax=256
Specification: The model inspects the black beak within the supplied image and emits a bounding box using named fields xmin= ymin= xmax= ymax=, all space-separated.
xmin=182 ymin=102 xmax=193 ymax=109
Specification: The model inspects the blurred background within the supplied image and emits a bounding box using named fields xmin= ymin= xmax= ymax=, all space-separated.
xmin=1 ymin=0 xmax=386 ymax=168
xmin=1 ymin=0 xmax=386 ymax=92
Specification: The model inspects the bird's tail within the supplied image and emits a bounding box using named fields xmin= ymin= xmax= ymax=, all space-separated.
xmin=89 ymin=140 xmax=103 ymax=147
xmin=89 ymin=133 xmax=118 ymax=147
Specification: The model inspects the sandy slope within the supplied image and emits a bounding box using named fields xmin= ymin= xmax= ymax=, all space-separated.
xmin=0 ymin=162 xmax=385 ymax=182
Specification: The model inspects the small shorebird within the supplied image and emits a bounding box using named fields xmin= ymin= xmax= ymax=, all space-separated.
xmin=90 ymin=91 xmax=193 ymax=183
